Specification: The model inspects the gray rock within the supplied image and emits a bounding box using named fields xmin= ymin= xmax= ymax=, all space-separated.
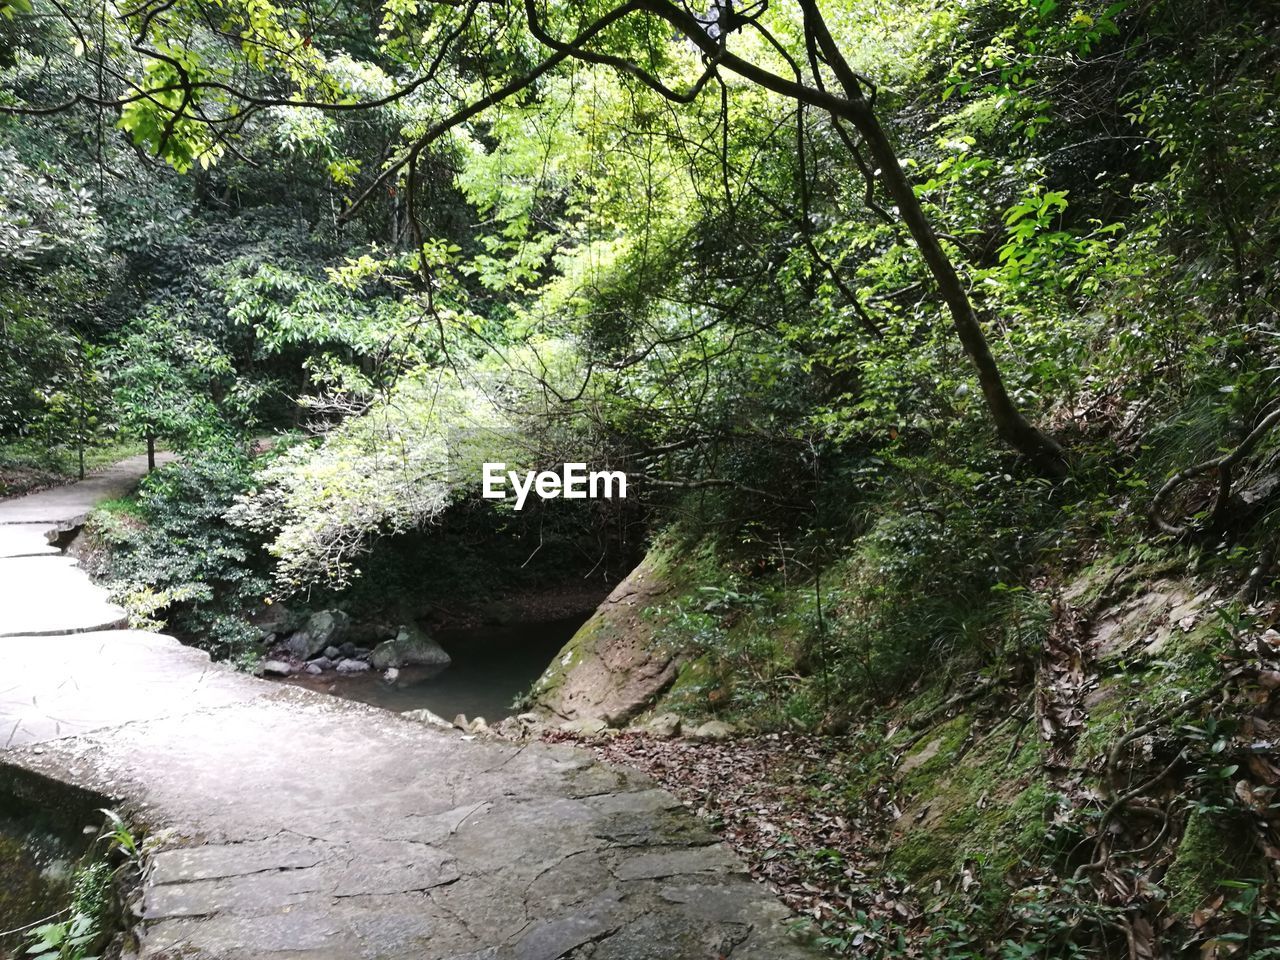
xmin=493 ymin=717 xmax=525 ymax=739
xmin=382 ymin=667 xmax=400 ymax=684
xmin=282 ymin=610 xmax=351 ymax=660
xmin=304 ymin=664 xmax=322 ymax=675
xmin=260 ymin=659 xmax=294 ymax=677
xmin=453 ymin=713 xmax=470 ymax=730
xmin=469 ymin=717 xmax=489 ymax=735
xmin=248 ymin=601 xmax=305 ymax=638
xmin=323 ymin=646 xmax=341 ymax=660
xmin=560 ymin=717 xmax=607 ymax=737
xmin=339 ymin=642 xmax=356 ymax=658
xmin=400 ymin=708 xmax=453 ymax=730
xmin=335 ymin=658 xmax=370 ymax=674
xmin=307 ymin=656 xmax=334 ymax=672
xmin=688 ymin=720 xmax=735 ymax=742
xmin=369 ymin=624 xmax=452 ymax=670
xmin=643 ymin=712 xmax=683 ymax=738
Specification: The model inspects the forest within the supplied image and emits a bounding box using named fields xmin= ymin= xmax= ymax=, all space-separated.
xmin=1 ymin=0 xmax=1279 ymax=958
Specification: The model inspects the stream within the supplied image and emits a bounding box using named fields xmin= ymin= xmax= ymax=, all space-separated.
xmin=280 ymin=617 xmax=584 ymax=721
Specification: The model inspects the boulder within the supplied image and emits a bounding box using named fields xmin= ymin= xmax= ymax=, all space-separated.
xmin=323 ymin=646 xmax=341 ymax=660
xmin=643 ymin=713 xmax=683 ymax=739
xmin=260 ymin=659 xmax=294 ymax=677
xmin=470 ymin=717 xmax=490 ymax=735
xmin=532 ymin=553 xmax=679 ymax=726
xmin=401 ymin=708 xmax=454 ymax=730
xmin=370 ymin=624 xmax=452 ymax=670
xmin=382 ymin=667 xmax=400 ymax=684
xmin=335 ymin=658 xmax=370 ymax=674
xmin=308 ymin=656 xmax=334 ymax=672
xmin=560 ymin=717 xmax=607 ymax=737
xmin=452 ymin=713 xmax=470 ymax=730
xmin=248 ymin=602 xmax=305 ymax=640
xmin=304 ymin=663 xmax=323 ymax=675
xmin=687 ymin=720 xmax=735 ymax=742
xmin=283 ymin=610 xmax=351 ymax=660
xmin=481 ymin=599 xmax=519 ymax=625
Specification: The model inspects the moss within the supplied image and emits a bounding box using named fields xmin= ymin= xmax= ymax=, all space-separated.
xmin=661 ymin=655 xmax=717 ymax=715
xmin=887 ymin=718 xmax=1054 ymax=897
xmin=0 ymin=833 xmax=63 ymax=941
xmin=897 ymin=715 xmax=974 ymax=797
xmin=1165 ymin=808 xmax=1262 ymax=917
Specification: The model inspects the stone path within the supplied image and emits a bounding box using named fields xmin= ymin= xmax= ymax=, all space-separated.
xmin=0 ymin=460 xmax=825 ymax=959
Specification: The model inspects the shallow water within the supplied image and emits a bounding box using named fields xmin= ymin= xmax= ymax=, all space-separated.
xmin=281 ymin=617 xmax=584 ymax=721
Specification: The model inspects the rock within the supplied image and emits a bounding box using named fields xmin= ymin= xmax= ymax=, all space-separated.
xmin=304 ymin=664 xmax=322 ymax=675
xmin=453 ymin=713 xmax=470 ymax=730
xmin=339 ymin=642 xmax=356 ymax=658
xmin=470 ymin=717 xmax=489 ymax=735
xmin=260 ymin=659 xmax=294 ymax=677
xmin=401 ymin=708 xmax=454 ymax=730
xmin=369 ymin=624 xmax=452 ymax=670
xmin=643 ymin=713 xmax=682 ymax=738
xmin=282 ymin=610 xmax=351 ymax=660
xmin=324 ymin=646 xmax=341 ymax=660
xmin=335 ymin=658 xmax=370 ymax=674
xmin=687 ymin=720 xmax=735 ymax=742
xmin=560 ymin=717 xmax=607 ymax=737
xmin=517 ymin=712 xmax=544 ymax=727
xmin=248 ymin=601 xmax=305 ymax=639
xmin=308 ymin=656 xmax=334 ymax=672
xmin=352 ymin=646 xmax=371 ymax=659
xmin=481 ymin=600 xmax=518 ymax=625
xmin=533 ymin=553 xmax=679 ymax=726
xmin=261 ymin=632 xmax=277 ymax=647
xmin=382 ymin=667 xmax=400 ymax=684
xmin=492 ymin=717 xmax=523 ymax=740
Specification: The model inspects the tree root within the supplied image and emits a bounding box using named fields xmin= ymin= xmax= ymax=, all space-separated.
xmin=1150 ymin=404 xmax=1280 ymax=537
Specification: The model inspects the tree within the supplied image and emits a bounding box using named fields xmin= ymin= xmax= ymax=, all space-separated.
xmin=1 ymin=0 xmax=1067 ymax=475
xmin=105 ymin=312 xmax=232 ymax=466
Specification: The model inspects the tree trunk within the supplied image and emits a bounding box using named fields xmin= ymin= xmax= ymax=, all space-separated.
xmin=147 ymin=433 xmax=156 ymax=472
xmin=796 ymin=0 xmax=1067 ymax=478
xmin=854 ymin=113 xmax=1068 ymax=477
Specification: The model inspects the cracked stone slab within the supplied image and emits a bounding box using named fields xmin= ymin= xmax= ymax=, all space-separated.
xmin=612 ymin=844 xmax=743 ymax=881
xmin=0 ymin=524 xmax=61 ymax=558
xmin=4 ymin=689 xmax=824 ymax=958
xmin=0 ymin=630 xmax=268 ymax=748
xmin=0 ymin=462 xmax=828 ymax=960
xmin=0 ymin=556 xmax=128 ymax=636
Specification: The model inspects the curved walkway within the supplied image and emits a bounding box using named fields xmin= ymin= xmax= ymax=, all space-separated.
xmin=0 ymin=460 xmax=823 ymax=959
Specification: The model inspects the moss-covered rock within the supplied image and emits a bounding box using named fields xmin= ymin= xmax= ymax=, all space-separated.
xmin=531 ymin=548 xmax=681 ymax=724
xmin=1165 ymin=808 xmax=1263 ymax=918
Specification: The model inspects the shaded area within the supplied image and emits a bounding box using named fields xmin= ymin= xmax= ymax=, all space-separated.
xmin=0 ymin=794 xmax=94 ymax=956
xmin=282 ymin=617 xmax=585 ymax=720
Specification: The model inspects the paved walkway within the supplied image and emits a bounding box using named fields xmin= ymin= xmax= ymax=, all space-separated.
xmin=0 ymin=461 xmax=823 ymax=959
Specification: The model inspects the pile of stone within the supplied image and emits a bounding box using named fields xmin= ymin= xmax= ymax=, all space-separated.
xmin=257 ymin=609 xmax=450 ymax=680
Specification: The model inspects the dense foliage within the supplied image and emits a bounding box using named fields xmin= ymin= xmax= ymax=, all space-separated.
xmin=3 ymin=0 xmax=1279 ymax=954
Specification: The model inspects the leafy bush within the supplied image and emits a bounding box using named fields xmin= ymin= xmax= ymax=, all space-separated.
xmin=87 ymin=448 xmax=268 ymax=660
